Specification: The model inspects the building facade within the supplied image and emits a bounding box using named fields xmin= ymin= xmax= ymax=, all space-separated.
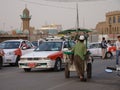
xmin=40 ymin=24 xmax=62 ymax=35
xmin=96 ymin=11 xmax=120 ymax=41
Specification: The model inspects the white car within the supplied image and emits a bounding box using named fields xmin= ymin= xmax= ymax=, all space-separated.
xmin=0 ymin=39 xmax=35 ymax=66
xmin=88 ymin=42 xmax=116 ymax=58
xmin=19 ymin=40 xmax=75 ymax=72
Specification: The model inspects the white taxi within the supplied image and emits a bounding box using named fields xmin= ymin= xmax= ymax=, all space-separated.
xmin=18 ymin=40 xmax=75 ymax=72
xmin=0 ymin=39 xmax=35 ymax=66
xmin=88 ymin=42 xmax=116 ymax=58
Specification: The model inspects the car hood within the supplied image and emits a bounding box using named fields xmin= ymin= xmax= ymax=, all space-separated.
xmin=21 ymin=51 xmax=59 ymax=58
xmin=3 ymin=49 xmax=17 ymax=54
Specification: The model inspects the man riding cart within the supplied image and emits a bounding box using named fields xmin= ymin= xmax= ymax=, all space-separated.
xmin=63 ymin=29 xmax=93 ymax=82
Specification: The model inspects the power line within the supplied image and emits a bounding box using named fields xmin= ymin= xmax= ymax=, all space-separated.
xmin=45 ymin=0 xmax=105 ymax=2
xmin=20 ymin=0 xmax=75 ymax=9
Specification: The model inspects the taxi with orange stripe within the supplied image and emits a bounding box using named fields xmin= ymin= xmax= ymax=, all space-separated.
xmin=18 ymin=39 xmax=75 ymax=72
xmin=88 ymin=42 xmax=116 ymax=58
xmin=0 ymin=39 xmax=35 ymax=66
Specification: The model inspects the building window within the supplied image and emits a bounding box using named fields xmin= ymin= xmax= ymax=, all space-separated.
xmin=113 ymin=16 xmax=116 ymax=23
xmin=109 ymin=17 xmax=112 ymax=24
xmin=117 ymin=27 xmax=119 ymax=33
xmin=118 ymin=16 xmax=120 ymax=23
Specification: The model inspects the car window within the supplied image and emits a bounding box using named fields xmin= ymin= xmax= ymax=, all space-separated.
xmin=32 ymin=41 xmax=38 ymax=47
xmin=35 ymin=42 xmax=62 ymax=51
xmin=69 ymin=41 xmax=75 ymax=47
xmin=0 ymin=41 xmax=20 ymax=49
xmin=89 ymin=43 xmax=99 ymax=49
xmin=26 ymin=41 xmax=33 ymax=49
xmin=63 ymin=42 xmax=69 ymax=48
xmin=63 ymin=41 xmax=75 ymax=49
xmin=98 ymin=43 xmax=102 ymax=48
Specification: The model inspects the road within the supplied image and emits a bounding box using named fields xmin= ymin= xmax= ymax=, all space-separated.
xmin=0 ymin=58 xmax=119 ymax=90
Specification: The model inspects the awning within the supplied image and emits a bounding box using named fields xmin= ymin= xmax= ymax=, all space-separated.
xmin=58 ymin=28 xmax=92 ymax=34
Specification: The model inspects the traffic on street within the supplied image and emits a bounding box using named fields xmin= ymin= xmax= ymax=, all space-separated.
xmin=0 ymin=58 xmax=119 ymax=90
xmin=0 ymin=0 xmax=120 ymax=90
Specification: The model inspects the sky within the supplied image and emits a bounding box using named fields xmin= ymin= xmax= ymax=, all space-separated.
xmin=0 ymin=0 xmax=120 ymax=31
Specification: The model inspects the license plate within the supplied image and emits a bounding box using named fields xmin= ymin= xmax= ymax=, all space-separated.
xmin=6 ymin=59 xmax=12 ymax=61
xmin=28 ymin=63 xmax=36 ymax=68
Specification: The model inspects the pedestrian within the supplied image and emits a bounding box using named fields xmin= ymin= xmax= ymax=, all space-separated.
xmin=115 ymin=35 xmax=120 ymax=66
xmin=101 ymin=37 xmax=107 ymax=59
xmin=21 ymin=41 xmax=28 ymax=49
xmin=107 ymin=40 xmax=112 ymax=46
xmin=72 ymin=35 xmax=87 ymax=81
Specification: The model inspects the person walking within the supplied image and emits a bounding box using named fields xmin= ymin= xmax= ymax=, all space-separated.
xmin=72 ymin=35 xmax=87 ymax=81
xmin=115 ymin=35 xmax=120 ymax=66
xmin=101 ymin=37 xmax=107 ymax=59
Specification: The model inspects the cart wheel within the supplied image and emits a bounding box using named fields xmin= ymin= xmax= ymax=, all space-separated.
xmin=87 ymin=63 xmax=92 ymax=79
xmin=65 ymin=63 xmax=70 ymax=78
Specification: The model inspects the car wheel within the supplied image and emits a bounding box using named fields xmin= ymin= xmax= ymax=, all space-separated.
xmin=54 ymin=58 xmax=61 ymax=71
xmin=0 ymin=56 xmax=3 ymax=69
xmin=9 ymin=63 xmax=15 ymax=66
xmin=65 ymin=63 xmax=70 ymax=78
xmin=105 ymin=52 xmax=112 ymax=59
xmin=87 ymin=63 xmax=92 ymax=79
xmin=24 ymin=68 xmax=31 ymax=72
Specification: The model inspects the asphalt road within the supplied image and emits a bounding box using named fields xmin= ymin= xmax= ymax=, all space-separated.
xmin=0 ymin=58 xmax=120 ymax=90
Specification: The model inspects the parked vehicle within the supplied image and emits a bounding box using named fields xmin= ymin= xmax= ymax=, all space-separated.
xmin=19 ymin=39 xmax=75 ymax=72
xmin=88 ymin=42 xmax=116 ymax=58
xmin=0 ymin=39 xmax=35 ymax=66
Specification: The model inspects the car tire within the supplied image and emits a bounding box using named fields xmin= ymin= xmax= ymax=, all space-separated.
xmin=105 ymin=52 xmax=112 ymax=59
xmin=24 ymin=68 xmax=31 ymax=72
xmin=87 ymin=63 xmax=92 ymax=79
xmin=0 ymin=56 xmax=3 ymax=69
xmin=9 ymin=63 xmax=15 ymax=66
xmin=54 ymin=58 xmax=61 ymax=71
xmin=65 ymin=63 xmax=70 ymax=78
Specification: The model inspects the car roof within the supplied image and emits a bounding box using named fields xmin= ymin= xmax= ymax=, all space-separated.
xmin=89 ymin=42 xmax=101 ymax=44
xmin=44 ymin=40 xmax=64 ymax=43
xmin=3 ymin=39 xmax=27 ymax=42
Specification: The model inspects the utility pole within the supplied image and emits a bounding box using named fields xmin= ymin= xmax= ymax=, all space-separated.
xmin=76 ymin=3 xmax=79 ymax=31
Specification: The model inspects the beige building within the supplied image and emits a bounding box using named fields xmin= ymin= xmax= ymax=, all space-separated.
xmin=96 ymin=11 xmax=120 ymax=41
xmin=40 ymin=24 xmax=62 ymax=35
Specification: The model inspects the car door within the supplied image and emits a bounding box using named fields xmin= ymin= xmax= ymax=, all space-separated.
xmin=88 ymin=43 xmax=99 ymax=56
xmin=97 ymin=43 xmax=102 ymax=56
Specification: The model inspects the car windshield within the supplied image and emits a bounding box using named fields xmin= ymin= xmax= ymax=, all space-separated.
xmin=35 ymin=42 xmax=62 ymax=51
xmin=32 ymin=41 xmax=38 ymax=47
xmin=0 ymin=41 xmax=20 ymax=49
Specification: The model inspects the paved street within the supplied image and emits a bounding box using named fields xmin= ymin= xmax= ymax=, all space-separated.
xmin=0 ymin=58 xmax=119 ymax=90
